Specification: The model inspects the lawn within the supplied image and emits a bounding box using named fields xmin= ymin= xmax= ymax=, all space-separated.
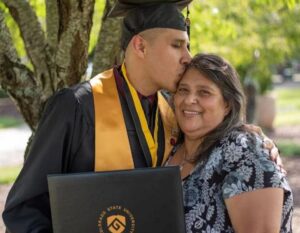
xmin=272 ymin=86 xmax=300 ymax=157
xmin=0 ymin=117 xmax=23 ymax=129
xmin=274 ymin=87 xmax=300 ymax=127
xmin=0 ymin=166 xmax=22 ymax=184
xmin=277 ymin=140 xmax=300 ymax=157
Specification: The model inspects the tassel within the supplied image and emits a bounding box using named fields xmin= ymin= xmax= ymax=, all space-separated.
xmin=186 ymin=5 xmax=191 ymax=51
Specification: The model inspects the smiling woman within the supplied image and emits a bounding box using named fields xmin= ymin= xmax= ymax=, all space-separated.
xmin=174 ymin=67 xmax=230 ymax=141
xmin=165 ymin=53 xmax=293 ymax=233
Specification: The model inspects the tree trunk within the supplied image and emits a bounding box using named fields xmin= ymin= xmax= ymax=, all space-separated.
xmin=1 ymin=0 xmax=123 ymax=160
xmin=0 ymin=0 xmax=96 ymax=130
xmin=91 ymin=0 xmax=123 ymax=77
xmin=0 ymin=7 xmax=45 ymax=131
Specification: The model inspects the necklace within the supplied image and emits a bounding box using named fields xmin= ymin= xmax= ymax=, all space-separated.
xmin=179 ymin=160 xmax=187 ymax=171
xmin=179 ymin=150 xmax=190 ymax=171
xmin=165 ymin=147 xmax=194 ymax=171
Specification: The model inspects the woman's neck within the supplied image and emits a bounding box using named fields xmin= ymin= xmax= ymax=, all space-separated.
xmin=183 ymin=137 xmax=203 ymax=160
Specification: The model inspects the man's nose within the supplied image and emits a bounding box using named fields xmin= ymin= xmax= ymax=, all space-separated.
xmin=181 ymin=49 xmax=192 ymax=65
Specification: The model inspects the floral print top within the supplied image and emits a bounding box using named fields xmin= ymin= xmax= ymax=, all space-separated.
xmin=176 ymin=129 xmax=293 ymax=233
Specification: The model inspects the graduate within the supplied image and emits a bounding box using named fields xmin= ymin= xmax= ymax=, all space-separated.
xmin=3 ymin=1 xmax=191 ymax=232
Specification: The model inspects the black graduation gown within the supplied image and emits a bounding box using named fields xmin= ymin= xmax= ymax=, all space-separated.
xmin=2 ymin=76 xmax=166 ymax=233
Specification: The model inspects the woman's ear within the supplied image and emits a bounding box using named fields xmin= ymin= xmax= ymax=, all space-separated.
xmin=131 ymin=35 xmax=146 ymax=58
xmin=224 ymin=102 xmax=231 ymax=116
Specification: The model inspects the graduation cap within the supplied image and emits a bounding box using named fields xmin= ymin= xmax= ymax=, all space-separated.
xmin=108 ymin=0 xmax=192 ymax=50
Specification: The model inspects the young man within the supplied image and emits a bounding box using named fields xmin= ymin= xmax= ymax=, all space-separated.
xmin=3 ymin=1 xmax=192 ymax=232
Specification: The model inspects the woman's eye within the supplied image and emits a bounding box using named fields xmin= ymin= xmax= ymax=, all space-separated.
xmin=198 ymin=90 xmax=210 ymax=96
xmin=177 ymin=88 xmax=188 ymax=94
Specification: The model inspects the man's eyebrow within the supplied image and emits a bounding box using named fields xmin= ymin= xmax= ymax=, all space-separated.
xmin=173 ymin=38 xmax=190 ymax=47
xmin=173 ymin=38 xmax=188 ymax=43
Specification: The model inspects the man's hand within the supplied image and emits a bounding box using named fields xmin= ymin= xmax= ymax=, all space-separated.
xmin=244 ymin=124 xmax=286 ymax=175
xmin=263 ymin=137 xmax=286 ymax=175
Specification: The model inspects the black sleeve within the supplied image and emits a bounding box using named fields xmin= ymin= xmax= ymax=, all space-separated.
xmin=2 ymin=86 xmax=91 ymax=233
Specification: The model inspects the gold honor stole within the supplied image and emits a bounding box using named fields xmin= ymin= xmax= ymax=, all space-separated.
xmin=90 ymin=68 xmax=178 ymax=172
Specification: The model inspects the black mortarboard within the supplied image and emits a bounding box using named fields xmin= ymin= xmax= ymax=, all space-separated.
xmin=108 ymin=0 xmax=192 ymax=50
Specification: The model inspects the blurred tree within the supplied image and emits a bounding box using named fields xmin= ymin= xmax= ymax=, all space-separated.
xmin=188 ymin=0 xmax=299 ymax=123
xmin=190 ymin=0 xmax=300 ymax=94
xmin=0 ymin=0 xmax=122 ymax=131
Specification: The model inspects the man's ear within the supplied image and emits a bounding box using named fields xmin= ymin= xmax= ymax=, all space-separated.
xmin=131 ymin=35 xmax=146 ymax=58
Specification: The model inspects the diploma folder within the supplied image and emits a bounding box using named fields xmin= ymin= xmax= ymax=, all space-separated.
xmin=48 ymin=166 xmax=186 ymax=233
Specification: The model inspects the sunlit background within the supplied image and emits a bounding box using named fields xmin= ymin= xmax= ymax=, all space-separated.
xmin=0 ymin=0 xmax=300 ymax=232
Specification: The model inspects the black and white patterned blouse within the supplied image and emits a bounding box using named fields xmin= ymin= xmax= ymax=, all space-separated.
xmin=178 ymin=129 xmax=293 ymax=233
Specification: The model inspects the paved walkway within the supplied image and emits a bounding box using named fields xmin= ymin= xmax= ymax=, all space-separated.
xmin=0 ymin=124 xmax=31 ymax=232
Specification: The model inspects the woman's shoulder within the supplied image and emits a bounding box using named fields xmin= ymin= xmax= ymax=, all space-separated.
xmin=222 ymin=127 xmax=262 ymax=144
xmin=218 ymin=128 xmax=269 ymax=164
xmin=221 ymin=128 xmax=264 ymax=151
xmin=220 ymin=129 xmax=292 ymax=211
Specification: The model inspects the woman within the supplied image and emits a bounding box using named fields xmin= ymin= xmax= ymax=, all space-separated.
xmin=166 ymin=54 xmax=293 ymax=232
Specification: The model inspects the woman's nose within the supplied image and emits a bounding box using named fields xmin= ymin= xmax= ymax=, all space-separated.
xmin=184 ymin=93 xmax=197 ymax=104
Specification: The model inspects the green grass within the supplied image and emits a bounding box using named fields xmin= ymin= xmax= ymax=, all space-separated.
xmin=0 ymin=165 xmax=22 ymax=184
xmin=0 ymin=89 xmax=8 ymax=98
xmin=274 ymin=87 xmax=300 ymax=127
xmin=276 ymin=140 xmax=300 ymax=157
xmin=0 ymin=117 xmax=23 ymax=129
xmin=265 ymin=86 xmax=300 ymax=157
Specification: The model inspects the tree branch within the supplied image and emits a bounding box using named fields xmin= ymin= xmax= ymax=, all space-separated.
xmin=46 ymin=0 xmax=59 ymax=52
xmin=0 ymin=9 xmax=19 ymax=65
xmin=0 ymin=10 xmax=44 ymax=130
xmin=3 ymin=0 xmax=54 ymax=99
xmin=91 ymin=0 xmax=123 ymax=77
xmin=55 ymin=0 xmax=95 ymax=88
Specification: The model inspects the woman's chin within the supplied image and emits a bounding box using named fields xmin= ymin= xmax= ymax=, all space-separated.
xmin=182 ymin=129 xmax=206 ymax=140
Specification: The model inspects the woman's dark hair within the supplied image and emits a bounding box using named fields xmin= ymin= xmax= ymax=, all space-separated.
xmin=177 ymin=53 xmax=246 ymax=162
